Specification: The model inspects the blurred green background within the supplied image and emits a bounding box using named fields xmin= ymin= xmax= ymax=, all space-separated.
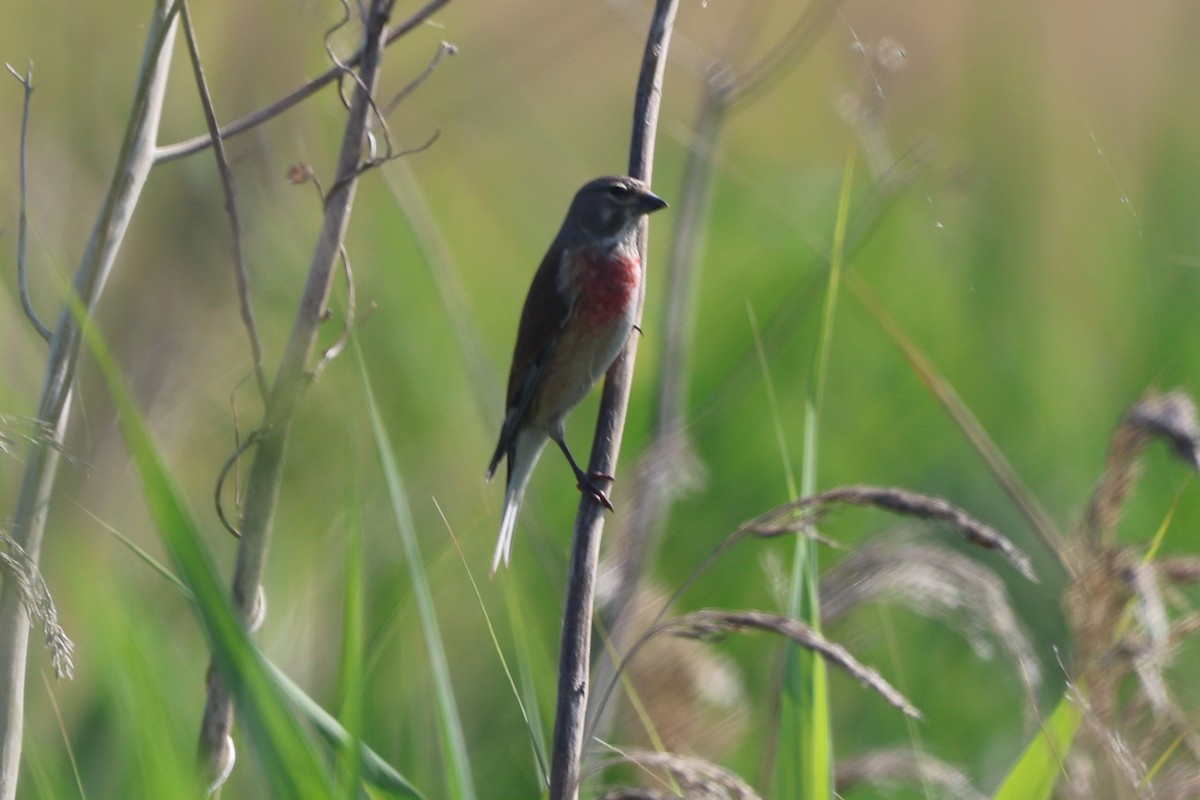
xmin=2 ymin=0 xmax=1199 ymax=797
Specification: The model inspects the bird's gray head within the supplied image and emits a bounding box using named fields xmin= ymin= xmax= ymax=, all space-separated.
xmin=561 ymin=175 xmax=668 ymax=244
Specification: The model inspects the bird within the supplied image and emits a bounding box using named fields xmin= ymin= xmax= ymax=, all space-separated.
xmin=486 ymin=175 xmax=668 ymax=573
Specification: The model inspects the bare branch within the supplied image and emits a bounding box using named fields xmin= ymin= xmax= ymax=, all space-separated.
xmin=179 ymin=1 xmax=269 ymax=404
xmin=153 ymin=0 xmax=450 ymax=164
xmin=196 ymin=0 xmax=410 ymax=786
xmin=5 ymin=62 xmax=51 ymax=342
xmin=0 ymin=3 xmax=181 ymax=796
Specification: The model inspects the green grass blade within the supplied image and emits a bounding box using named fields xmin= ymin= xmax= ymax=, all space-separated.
xmin=75 ymin=504 xmax=192 ymax=598
xmin=774 ymin=145 xmax=856 ymax=800
xmin=433 ymin=499 xmax=549 ymax=789
xmin=845 ymin=272 xmax=1066 ymax=568
xmin=266 ymin=662 xmax=427 ymax=798
xmin=337 ymin=495 xmax=366 ymax=798
xmin=75 ymin=296 xmax=334 ymax=799
xmin=84 ymin=498 xmax=423 ymax=796
xmin=40 ymin=673 xmax=84 ymax=800
xmin=358 ymin=346 xmax=478 ymax=800
xmin=992 ymin=692 xmax=1081 ymax=800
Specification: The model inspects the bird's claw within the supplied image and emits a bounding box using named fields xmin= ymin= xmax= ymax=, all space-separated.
xmin=576 ymin=472 xmax=615 ymax=512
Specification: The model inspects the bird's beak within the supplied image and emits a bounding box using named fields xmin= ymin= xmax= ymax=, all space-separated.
xmin=638 ymin=191 xmax=668 ymax=214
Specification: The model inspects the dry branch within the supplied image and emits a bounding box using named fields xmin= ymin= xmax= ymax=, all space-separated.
xmin=195 ymin=0 xmax=403 ymax=786
xmin=154 ymin=0 xmax=450 ymax=164
xmin=0 ymin=3 xmax=180 ymax=797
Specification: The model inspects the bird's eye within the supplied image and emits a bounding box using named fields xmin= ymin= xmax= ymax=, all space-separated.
xmin=606 ymin=185 xmax=635 ymax=204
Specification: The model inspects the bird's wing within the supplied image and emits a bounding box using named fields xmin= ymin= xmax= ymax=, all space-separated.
xmin=487 ymin=242 xmax=575 ymax=480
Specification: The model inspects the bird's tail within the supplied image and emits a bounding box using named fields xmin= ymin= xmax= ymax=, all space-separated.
xmin=492 ymin=485 xmax=524 ymax=575
xmin=491 ymin=431 xmax=546 ymax=575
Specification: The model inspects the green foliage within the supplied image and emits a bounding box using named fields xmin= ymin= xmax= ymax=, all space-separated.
xmin=3 ymin=0 xmax=1200 ymax=798
xmin=77 ymin=293 xmax=334 ymax=799
xmin=992 ymin=693 xmax=1082 ymax=800
xmin=359 ymin=347 xmax=477 ymax=800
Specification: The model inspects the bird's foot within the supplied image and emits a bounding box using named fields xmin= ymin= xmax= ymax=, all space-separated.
xmin=576 ymin=472 xmax=615 ymax=512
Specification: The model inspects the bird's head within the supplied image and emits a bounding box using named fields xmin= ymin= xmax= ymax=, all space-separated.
xmin=564 ymin=175 xmax=668 ymax=243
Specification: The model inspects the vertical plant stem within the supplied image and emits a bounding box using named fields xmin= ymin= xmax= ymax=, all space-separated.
xmin=548 ymin=2 xmax=678 ymax=798
xmin=777 ymin=145 xmax=855 ymax=800
xmin=0 ymin=5 xmax=179 ymax=797
xmin=195 ymin=0 xmax=396 ymax=784
xmin=585 ymin=89 xmax=725 ymax=743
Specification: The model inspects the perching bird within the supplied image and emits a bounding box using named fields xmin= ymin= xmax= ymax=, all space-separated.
xmin=486 ymin=175 xmax=668 ymax=573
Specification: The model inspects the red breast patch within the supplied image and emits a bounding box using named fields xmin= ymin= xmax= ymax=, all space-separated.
xmin=578 ymin=254 xmax=639 ymax=322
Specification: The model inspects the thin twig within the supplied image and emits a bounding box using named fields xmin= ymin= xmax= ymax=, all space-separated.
xmin=213 ymin=432 xmax=261 ymax=539
xmin=5 ymin=62 xmax=51 ymax=342
xmin=548 ymin=2 xmax=678 ymax=799
xmin=324 ymin=0 xmax=362 ymax=113
xmin=328 ymin=128 xmax=440 ymax=201
xmin=153 ymin=0 xmax=450 ymax=164
xmin=179 ymin=1 xmax=269 ymax=404
xmin=383 ymin=40 xmax=457 ymax=116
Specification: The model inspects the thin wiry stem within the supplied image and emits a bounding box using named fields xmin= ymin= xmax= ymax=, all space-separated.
xmin=153 ymin=0 xmax=450 ymax=164
xmin=179 ymin=0 xmax=269 ymax=405
xmin=549 ymin=2 xmax=678 ymax=798
xmin=383 ymin=39 xmax=457 ymax=117
xmin=5 ymin=62 xmax=51 ymax=342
